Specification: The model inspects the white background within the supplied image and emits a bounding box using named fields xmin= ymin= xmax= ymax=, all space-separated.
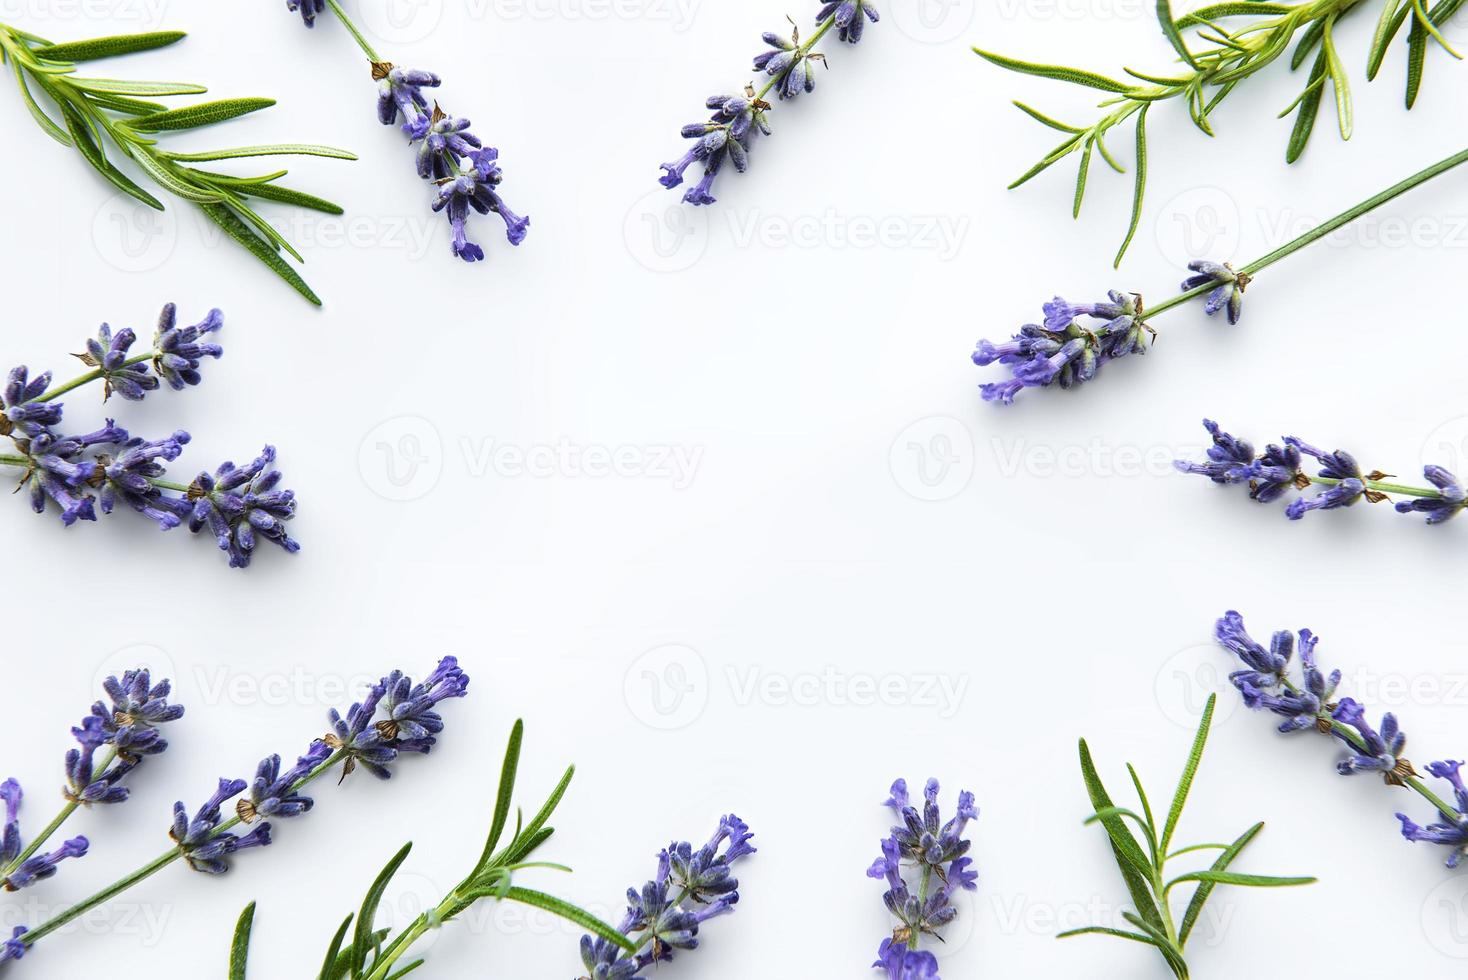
xmin=4 ymin=0 xmax=1468 ymax=976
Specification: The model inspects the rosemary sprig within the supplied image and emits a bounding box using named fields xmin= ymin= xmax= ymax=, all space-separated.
xmin=976 ymin=0 xmax=1465 ymax=265
xmin=0 ymin=24 xmax=356 ymax=305
xmin=1064 ymin=696 xmax=1316 ymax=979
xmin=225 ymin=722 xmax=632 ymax=980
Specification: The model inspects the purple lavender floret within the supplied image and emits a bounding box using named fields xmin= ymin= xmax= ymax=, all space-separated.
xmin=0 ymin=927 xmax=25 ymax=965
xmin=284 ymin=0 xmax=324 ymax=27
xmin=819 ymin=0 xmax=881 ymax=44
xmin=432 ymin=147 xmax=529 ymax=262
xmin=1332 ymin=698 xmax=1414 ymax=784
xmin=755 ymin=27 xmax=822 ymax=100
xmin=186 ymin=445 xmax=300 ymax=569
xmin=375 ymin=66 xmax=441 ymax=131
xmin=1398 ymin=761 xmax=1468 ymax=868
xmin=2 ymin=837 xmax=89 ymax=891
xmin=1395 ymin=465 xmax=1468 ymax=524
xmin=0 ymin=367 xmax=59 ymax=436
xmin=578 ymin=815 xmax=755 ymax=979
xmin=76 ymin=324 xmax=158 ymax=402
xmin=1180 ymin=260 xmax=1249 ymax=325
xmin=170 ymin=778 xmax=273 ymax=875
xmin=1173 ymin=419 xmax=1254 ymax=484
xmin=151 ymin=305 xmax=223 ymax=391
xmin=874 ymin=938 xmax=940 ymax=980
xmin=661 ymin=95 xmax=766 ymax=206
xmin=868 ymin=779 xmax=977 ymax=979
xmin=237 ymin=743 xmax=332 ymax=824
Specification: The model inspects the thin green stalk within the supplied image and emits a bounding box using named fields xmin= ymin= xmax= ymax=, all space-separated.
xmin=322 ymin=0 xmax=382 ymax=62
xmin=18 ymin=748 xmax=348 ymax=952
xmin=1143 ymin=143 xmax=1468 ymax=319
xmin=27 ymin=353 xmax=154 ymax=404
xmin=0 ymin=745 xmax=115 ymax=878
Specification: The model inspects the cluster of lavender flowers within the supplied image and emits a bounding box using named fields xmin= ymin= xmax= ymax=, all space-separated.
xmin=578 ymin=815 xmax=755 ymax=979
xmin=971 ymin=260 xmax=1241 ymax=404
xmin=659 ymin=1 xmax=879 ymax=206
xmin=1216 ymin=611 xmax=1468 ymax=869
xmin=284 ymin=0 xmax=528 ymax=263
xmin=867 ymin=779 xmax=978 ymax=980
xmin=1176 ymin=420 xmax=1468 ymax=526
xmin=1 ymin=670 xmax=183 ymax=894
xmin=173 ymin=656 xmax=472 ymax=875
xmin=0 ymin=305 xmax=300 ymax=569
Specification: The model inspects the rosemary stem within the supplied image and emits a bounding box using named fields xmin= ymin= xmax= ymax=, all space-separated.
xmin=322 ymin=0 xmax=383 ymax=63
xmin=18 ymin=749 xmax=347 ymax=951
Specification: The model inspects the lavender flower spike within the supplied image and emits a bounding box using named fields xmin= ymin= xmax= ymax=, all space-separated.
xmin=170 ymin=779 xmax=272 ymax=875
xmin=578 ymin=815 xmax=755 ymax=979
xmin=973 ymin=291 xmax=1150 ymax=404
xmin=1216 ymin=610 xmax=1468 ymax=869
xmin=3 ymin=837 xmax=89 ymax=891
xmin=186 ymin=445 xmax=300 ymax=569
xmin=236 ymin=742 xmax=332 ymax=824
xmin=869 ymin=778 xmax=978 ymax=979
xmin=659 ymin=2 xmax=879 ymax=205
xmin=1398 ymin=761 xmax=1468 ymax=868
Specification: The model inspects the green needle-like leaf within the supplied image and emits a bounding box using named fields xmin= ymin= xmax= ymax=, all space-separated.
xmin=1113 ymin=105 xmax=1148 ymax=267
xmin=1367 ymin=0 xmax=1409 ymax=78
xmin=197 ymin=204 xmax=323 ymax=306
xmin=1177 ymin=822 xmax=1261 ymax=945
xmin=1012 ymin=100 xmax=1084 ymax=133
xmin=1286 ymin=51 xmax=1328 ymax=162
xmin=316 ymin=914 xmax=354 ymax=980
xmin=31 ymin=31 xmax=185 ymax=63
xmin=351 ymin=844 xmax=413 ymax=976
xmin=1320 ymin=17 xmax=1353 ymax=139
xmin=1157 ymin=0 xmax=1199 ymax=68
xmin=974 ymin=47 xmax=1134 ymax=92
xmin=10 ymin=60 xmax=68 ymax=143
xmin=1175 ymin=2 xmax=1293 ymax=29
xmin=229 ymin=902 xmax=255 ymax=980
xmin=1078 ymin=738 xmax=1164 ymax=929
xmin=123 ymin=97 xmax=276 ymax=132
xmin=1121 ymin=912 xmax=1188 ymax=979
xmin=67 ymin=76 xmax=206 ymax=96
xmin=500 ymin=888 xmax=638 ymax=953
xmin=1168 ymin=869 xmax=1317 ymax=888
xmin=161 ymin=143 xmax=358 ymax=162
xmin=1160 ymin=695 xmax=1215 ymax=855
xmin=1073 ymin=137 xmax=1094 ymax=218
xmin=477 ymin=720 xmax=525 ymax=872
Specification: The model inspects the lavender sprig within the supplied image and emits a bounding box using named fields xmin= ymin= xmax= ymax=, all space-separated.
xmin=1175 ymin=419 xmax=1468 ymax=528
xmin=867 ymin=779 xmax=977 ymax=980
xmin=578 ymin=815 xmax=756 ymax=979
xmin=972 ymin=144 xmax=1468 ymax=404
xmin=0 ymin=669 xmax=183 ymax=894
xmin=0 ymin=305 xmax=301 ymax=569
xmin=283 ymin=0 xmax=529 ymax=263
xmin=1216 ymin=611 xmax=1468 ymax=869
xmin=658 ymin=2 xmax=880 ymax=207
xmin=4 ymin=657 xmax=469 ymax=968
